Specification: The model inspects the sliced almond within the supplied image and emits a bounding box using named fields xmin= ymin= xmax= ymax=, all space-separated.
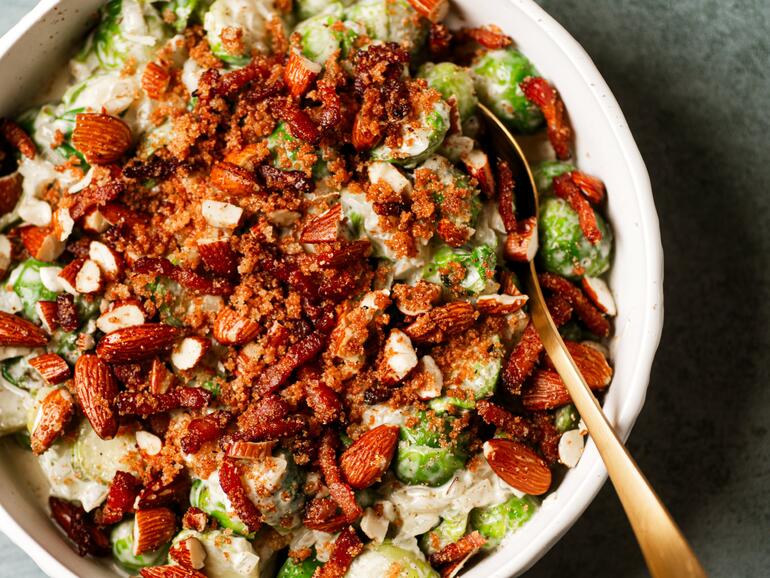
xmin=0 ymin=310 xmax=48 ymax=347
xmin=142 ymin=61 xmax=171 ymax=100
xmin=30 ymin=387 xmax=74 ymax=455
xmin=58 ymin=257 xmax=85 ymax=295
xmin=197 ymin=239 xmax=237 ymax=277
xmin=210 ymin=161 xmax=259 ymax=196
xmin=340 ymin=425 xmax=400 ymax=490
xmin=504 ymin=216 xmax=538 ymax=262
xmin=284 ymin=49 xmax=321 ymax=98
xmin=461 ymin=148 xmax=494 ymax=196
xmin=168 ymin=536 xmax=207 ymax=570
xmin=133 ymin=507 xmax=177 ymax=556
xmin=96 ymin=301 xmax=146 ymax=334
xmin=149 ymin=358 xmax=173 ymax=395
xmin=171 ymin=336 xmax=209 ymax=371
xmin=380 ymin=329 xmax=418 ymax=384
xmin=300 ymin=204 xmax=343 ymax=243
xmin=52 ymin=208 xmax=74 ymax=242
xmin=213 ymin=308 xmax=259 ymax=345
xmin=75 ymin=259 xmax=103 ymax=294
xmin=476 ymin=293 xmax=529 ymax=316
xmin=581 ymin=276 xmax=617 ymax=316
xmin=414 ymin=355 xmax=443 ymax=400
xmin=72 ymin=113 xmax=132 ymax=165
xmin=19 ymin=225 xmax=65 ymax=262
xmin=82 ymin=207 xmax=110 ymax=233
xmin=483 ymin=438 xmax=552 ymax=495
xmin=136 ymin=430 xmax=163 ymax=456
xmin=96 ymin=323 xmax=181 ymax=363
xmin=227 ymin=440 xmax=276 ymax=460
xmin=368 ymin=162 xmax=411 ymax=195
xmin=29 ymin=352 xmax=71 ymax=385
xmin=89 ymin=240 xmax=123 ymax=280
xmin=74 ymin=354 xmax=118 ymax=439
xmin=36 ymin=301 xmax=59 ymax=333
xmin=407 ymin=0 xmax=449 ymax=22
xmin=558 ymin=429 xmax=584 ymax=468
xmin=201 ymin=199 xmax=243 ymax=229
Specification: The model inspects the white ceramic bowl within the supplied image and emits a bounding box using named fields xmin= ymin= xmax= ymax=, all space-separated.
xmin=0 ymin=1 xmax=663 ymax=577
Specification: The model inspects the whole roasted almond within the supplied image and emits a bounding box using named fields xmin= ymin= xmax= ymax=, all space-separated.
xmin=300 ymin=204 xmax=343 ymax=243
xmin=340 ymin=424 xmax=400 ymax=490
xmin=226 ymin=440 xmax=276 ymax=460
xmin=74 ymin=354 xmax=119 ymax=439
xmin=213 ymin=308 xmax=259 ymax=345
xmin=72 ymin=113 xmax=132 ymax=165
xmin=30 ymin=387 xmax=74 ymax=455
xmin=133 ymin=507 xmax=177 ymax=556
xmin=142 ymin=61 xmax=170 ymax=100
xmin=210 ymin=161 xmax=259 ymax=196
xmin=0 ymin=310 xmax=48 ymax=347
xmin=97 ymin=323 xmax=181 ymax=363
xmin=483 ymin=438 xmax=552 ymax=495
xmin=29 ymin=352 xmax=71 ymax=385
xmin=521 ymin=369 xmax=572 ymax=410
xmin=197 ymin=239 xmax=237 ymax=277
xmin=476 ymin=293 xmax=528 ymax=316
xmin=544 ymin=341 xmax=612 ymax=388
xmin=284 ymin=49 xmax=321 ymax=98
xmin=140 ymin=565 xmax=207 ymax=578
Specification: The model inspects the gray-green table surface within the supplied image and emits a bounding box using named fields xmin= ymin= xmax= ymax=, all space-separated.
xmin=1 ymin=1 xmax=768 ymax=576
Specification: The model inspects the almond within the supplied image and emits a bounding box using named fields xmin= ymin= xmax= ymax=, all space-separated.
xmin=136 ymin=430 xmax=163 ymax=456
xmin=414 ymin=355 xmax=443 ymax=400
xmin=140 ymin=565 xmax=206 ymax=578
xmin=0 ymin=233 xmax=11 ymax=278
xmin=546 ymin=341 xmax=613 ymax=388
xmin=36 ymin=301 xmax=59 ymax=333
xmin=476 ymin=293 xmax=529 ymax=315
xmin=570 ymin=170 xmax=605 ymax=204
xmin=213 ymin=308 xmax=259 ymax=345
xmin=368 ymin=161 xmax=412 ymax=195
xmin=210 ymin=161 xmax=259 ymax=196
xmin=29 ymin=353 xmax=71 ymax=385
xmin=57 ymin=257 xmax=85 ymax=295
xmin=169 ymin=536 xmax=207 ymax=570
xmin=97 ymin=323 xmax=181 ymax=363
xmin=226 ymin=440 xmax=276 ymax=460
xmin=74 ymin=354 xmax=118 ymax=440
xmin=352 ymin=106 xmax=381 ymax=151
xmin=0 ymin=310 xmax=48 ymax=347
xmin=284 ymin=49 xmax=321 ymax=98
xmin=461 ymin=149 xmax=494 ymax=196
xmin=197 ymin=239 xmax=237 ymax=277
xmin=30 ymin=387 xmax=74 ymax=455
xmin=380 ymin=329 xmax=418 ymax=384
xmin=52 ymin=207 xmax=74 ymax=242
xmin=483 ymin=438 xmax=552 ymax=495
xmin=142 ymin=61 xmax=170 ymax=100
xmin=0 ymin=172 xmax=22 ymax=215
xmin=301 ymin=204 xmax=343 ymax=243
xmin=89 ymin=240 xmax=123 ymax=280
xmin=19 ymin=225 xmax=65 ymax=262
xmin=96 ymin=301 xmax=146 ymax=334
xmin=558 ymin=428 xmax=585 ymax=468
xmin=133 ymin=507 xmax=177 ymax=556
xmin=504 ymin=217 xmax=538 ymax=262
xmin=405 ymin=301 xmax=478 ymax=344
xmin=149 ymin=358 xmax=174 ymax=395
xmin=224 ymin=143 xmax=269 ymax=171
xmin=581 ymin=276 xmax=617 ymax=316
xmin=340 ymin=424 xmax=400 ymax=490
xmin=521 ymin=369 xmax=572 ymax=410
xmin=407 ymin=0 xmax=449 ymax=22
xmin=201 ymin=199 xmax=243 ymax=229
xmin=82 ymin=207 xmax=110 ymax=233
xmin=171 ymin=336 xmax=209 ymax=371
xmin=75 ymin=259 xmax=103 ymax=294
xmin=72 ymin=113 xmax=132 ymax=165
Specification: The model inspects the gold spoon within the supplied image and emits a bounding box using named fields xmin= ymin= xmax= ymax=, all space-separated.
xmin=478 ymin=103 xmax=707 ymax=578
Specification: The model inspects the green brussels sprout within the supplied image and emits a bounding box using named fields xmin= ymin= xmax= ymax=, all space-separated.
xmin=171 ymin=528 xmax=261 ymax=578
xmin=266 ymin=121 xmax=324 ymax=175
xmin=0 ymin=380 xmax=32 ymax=436
xmin=71 ymin=421 xmax=138 ymax=485
xmin=396 ymin=411 xmax=468 ymax=487
xmin=538 ymin=196 xmax=612 ymax=279
xmin=558 ymin=320 xmax=583 ymax=342
xmin=346 ymin=0 xmax=427 ymax=54
xmin=418 ymin=62 xmax=478 ymax=122
xmin=7 ymin=258 xmax=61 ymax=322
xmin=111 ymin=518 xmax=168 ymax=572
xmin=470 ymin=494 xmax=539 ymax=549
xmin=417 ymin=155 xmax=481 ymax=238
xmin=419 ymin=511 xmax=468 ymax=556
xmin=555 ymin=403 xmax=580 ymax=433
xmin=423 ymin=245 xmax=496 ymax=296
xmin=190 ymin=475 xmax=252 ymax=536
xmin=533 ymin=160 xmax=576 ymax=193
xmin=442 ymin=333 xmax=504 ymax=404
xmin=1 ymin=356 xmax=45 ymax=392
xmin=159 ymin=0 xmax=212 ymax=32
xmin=277 ymin=553 xmax=322 ymax=578
xmin=472 ymin=48 xmax=544 ymax=133
xmin=204 ymin=0 xmax=275 ymax=66
xmin=346 ymin=542 xmax=439 ymax=578
xmin=371 ymin=100 xmax=451 ymax=167
xmin=50 ymin=330 xmax=80 ymax=365
xmin=145 ymin=276 xmax=185 ymax=327
xmin=294 ymin=3 xmax=359 ymax=65
xmin=295 ymin=0 xmax=352 ymax=20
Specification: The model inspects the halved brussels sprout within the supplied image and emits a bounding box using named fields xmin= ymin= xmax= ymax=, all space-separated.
xmin=470 ymin=494 xmax=539 ymax=549
xmin=538 ymin=196 xmax=612 ymax=279
xmin=532 ymin=160 xmax=576 ymax=193
xmin=295 ymin=0 xmax=352 ymax=20
xmin=171 ymin=528 xmax=261 ymax=578
xmin=472 ymin=48 xmax=544 ymax=133
xmin=190 ymin=474 xmax=252 ymax=536
xmin=7 ymin=258 xmax=61 ymax=322
xmin=294 ymin=3 xmax=359 ymax=65
xmin=0 ymin=380 xmax=32 ymax=436
xmin=346 ymin=0 xmax=427 ymax=54
xmin=204 ymin=0 xmax=276 ymax=66
xmin=423 ymin=245 xmax=496 ymax=296
xmin=418 ymin=62 xmax=478 ymax=122
xmin=346 ymin=542 xmax=439 ymax=578
xmin=371 ymin=100 xmax=451 ymax=167
xmin=277 ymin=552 xmax=322 ymax=578
xmin=160 ymin=0 xmax=211 ymax=32
xmin=555 ymin=403 xmax=580 ymax=433
xmin=2 ymin=355 xmax=46 ymax=393
xmin=419 ymin=511 xmax=468 ymax=556
xmin=111 ymin=518 xmax=168 ymax=572
xmin=72 ymin=421 xmax=138 ymax=485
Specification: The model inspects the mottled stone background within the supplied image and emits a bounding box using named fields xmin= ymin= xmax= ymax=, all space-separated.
xmin=1 ymin=1 xmax=768 ymax=576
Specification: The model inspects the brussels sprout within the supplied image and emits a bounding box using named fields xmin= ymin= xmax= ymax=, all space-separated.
xmin=0 ymin=381 xmax=32 ymax=436
xmin=470 ymin=494 xmax=539 ymax=549
xmin=472 ymin=48 xmax=544 ymax=133
xmin=1 ymin=356 xmax=45 ymax=392
xmin=346 ymin=0 xmax=427 ymax=54
xmin=277 ymin=553 xmax=322 ymax=578
xmin=294 ymin=3 xmax=359 ymax=65
xmin=371 ymin=100 xmax=450 ymax=167
xmin=441 ymin=333 xmax=504 ymax=405
xmin=266 ymin=121 xmax=323 ymax=174
xmin=416 ymin=155 xmax=481 ymax=239
xmin=204 ymin=0 xmax=276 ymax=66
xmin=159 ymin=0 xmax=212 ymax=32
xmin=418 ymin=62 xmax=478 ymax=122
xmin=111 ymin=518 xmax=168 ymax=572
xmin=39 ymin=436 xmax=110 ymax=512
xmin=8 ymin=259 xmax=61 ymax=322
xmin=72 ymin=421 xmax=138 ymax=485
xmin=396 ymin=411 xmax=467 ymax=487
xmin=50 ymin=330 xmax=81 ymax=365
xmin=532 ymin=160 xmax=576 ymax=193
xmin=172 ymin=528 xmax=261 ymax=578
xmin=423 ymin=245 xmax=496 ymax=296
xmin=538 ymin=196 xmax=612 ymax=279
xmin=295 ymin=0 xmax=352 ymax=20
xmin=346 ymin=542 xmax=439 ymax=578
xmin=555 ymin=403 xmax=580 ymax=433
xmin=419 ymin=511 xmax=468 ymax=556
xmin=558 ymin=320 xmax=583 ymax=342
xmin=146 ymin=276 xmax=185 ymax=326
xmin=190 ymin=475 xmax=252 ymax=536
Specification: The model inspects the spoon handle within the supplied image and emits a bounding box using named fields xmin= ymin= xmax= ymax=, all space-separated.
xmin=524 ymin=264 xmax=707 ymax=578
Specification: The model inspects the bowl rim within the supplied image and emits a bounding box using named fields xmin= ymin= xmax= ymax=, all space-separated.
xmin=0 ymin=1 xmax=664 ymax=577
